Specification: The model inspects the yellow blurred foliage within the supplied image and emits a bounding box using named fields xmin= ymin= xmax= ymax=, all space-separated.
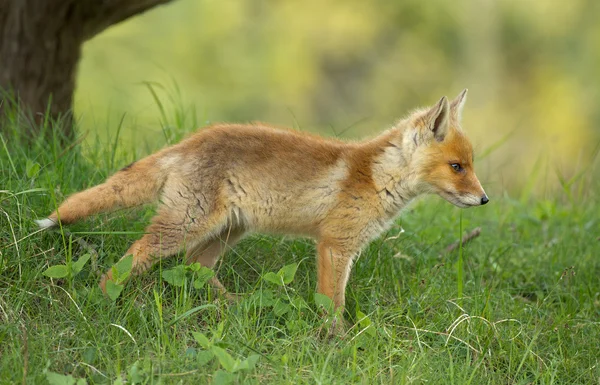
xmin=75 ymin=0 xmax=600 ymax=196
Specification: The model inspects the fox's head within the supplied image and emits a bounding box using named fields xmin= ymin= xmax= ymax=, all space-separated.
xmin=409 ymin=90 xmax=488 ymax=208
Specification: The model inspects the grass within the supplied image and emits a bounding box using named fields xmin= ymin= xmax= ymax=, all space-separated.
xmin=1 ymin=110 xmax=599 ymax=385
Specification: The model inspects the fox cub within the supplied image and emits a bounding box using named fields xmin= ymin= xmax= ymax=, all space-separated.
xmin=37 ymin=89 xmax=487 ymax=319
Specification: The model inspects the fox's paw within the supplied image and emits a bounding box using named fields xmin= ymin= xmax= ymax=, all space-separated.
xmin=318 ymin=314 xmax=349 ymax=339
xmin=35 ymin=218 xmax=57 ymax=229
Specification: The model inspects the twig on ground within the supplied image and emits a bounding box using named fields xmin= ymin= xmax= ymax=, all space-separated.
xmin=443 ymin=227 xmax=481 ymax=254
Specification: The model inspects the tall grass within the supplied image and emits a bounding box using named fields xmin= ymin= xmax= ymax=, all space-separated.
xmin=1 ymin=100 xmax=599 ymax=384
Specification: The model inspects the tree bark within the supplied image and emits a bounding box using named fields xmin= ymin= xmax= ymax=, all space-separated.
xmin=0 ymin=0 xmax=173 ymax=142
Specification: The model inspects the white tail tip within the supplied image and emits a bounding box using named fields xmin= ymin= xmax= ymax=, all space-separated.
xmin=35 ymin=218 xmax=57 ymax=229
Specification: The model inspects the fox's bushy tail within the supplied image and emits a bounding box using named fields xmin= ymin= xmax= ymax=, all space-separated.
xmin=36 ymin=154 xmax=167 ymax=229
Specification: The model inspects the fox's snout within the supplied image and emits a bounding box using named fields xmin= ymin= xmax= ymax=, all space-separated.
xmin=443 ymin=173 xmax=489 ymax=208
xmin=458 ymin=192 xmax=489 ymax=207
xmin=425 ymin=164 xmax=488 ymax=209
xmin=439 ymin=188 xmax=488 ymax=208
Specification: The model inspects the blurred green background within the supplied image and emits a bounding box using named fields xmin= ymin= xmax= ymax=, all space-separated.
xmin=74 ymin=0 xmax=600 ymax=196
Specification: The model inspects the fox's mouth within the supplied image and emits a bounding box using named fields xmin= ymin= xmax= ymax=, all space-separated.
xmin=439 ymin=190 xmax=481 ymax=208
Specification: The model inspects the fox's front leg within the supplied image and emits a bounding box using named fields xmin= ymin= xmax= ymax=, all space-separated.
xmin=316 ymin=238 xmax=358 ymax=335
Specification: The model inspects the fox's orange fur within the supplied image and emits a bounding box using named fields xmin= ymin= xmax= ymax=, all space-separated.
xmin=37 ymin=90 xmax=487 ymax=327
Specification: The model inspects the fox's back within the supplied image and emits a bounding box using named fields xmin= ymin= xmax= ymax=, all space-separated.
xmin=164 ymin=124 xmax=354 ymax=235
xmin=179 ymin=124 xmax=344 ymax=175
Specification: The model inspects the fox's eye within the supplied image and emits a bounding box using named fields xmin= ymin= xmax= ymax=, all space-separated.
xmin=450 ymin=163 xmax=462 ymax=172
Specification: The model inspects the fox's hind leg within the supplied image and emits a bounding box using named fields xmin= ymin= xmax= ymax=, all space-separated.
xmin=185 ymin=227 xmax=246 ymax=300
xmin=99 ymin=206 xmax=228 ymax=293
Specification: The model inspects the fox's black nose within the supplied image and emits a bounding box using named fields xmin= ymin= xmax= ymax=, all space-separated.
xmin=481 ymin=195 xmax=489 ymax=205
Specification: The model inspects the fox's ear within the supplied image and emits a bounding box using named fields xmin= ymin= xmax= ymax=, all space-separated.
xmin=450 ymin=88 xmax=468 ymax=121
xmin=425 ymin=96 xmax=450 ymax=142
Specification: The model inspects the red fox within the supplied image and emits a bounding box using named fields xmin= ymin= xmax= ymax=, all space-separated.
xmin=37 ymin=90 xmax=487 ymax=328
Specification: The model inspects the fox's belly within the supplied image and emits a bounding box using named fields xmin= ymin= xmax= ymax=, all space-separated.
xmin=239 ymin=198 xmax=328 ymax=238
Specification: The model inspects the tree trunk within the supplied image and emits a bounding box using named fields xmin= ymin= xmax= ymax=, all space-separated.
xmin=0 ymin=0 xmax=173 ymax=142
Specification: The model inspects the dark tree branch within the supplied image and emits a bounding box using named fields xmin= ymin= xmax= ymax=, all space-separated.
xmin=79 ymin=0 xmax=174 ymax=40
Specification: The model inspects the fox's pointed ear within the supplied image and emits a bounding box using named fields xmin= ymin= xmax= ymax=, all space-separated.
xmin=425 ymin=96 xmax=450 ymax=142
xmin=450 ymin=88 xmax=468 ymax=121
